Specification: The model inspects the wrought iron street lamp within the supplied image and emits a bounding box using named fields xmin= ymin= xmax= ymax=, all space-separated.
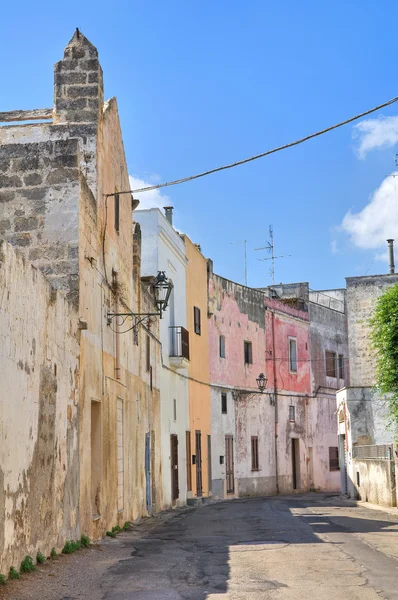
xmin=256 ymin=373 xmax=267 ymax=393
xmin=107 ymin=271 xmax=173 ymax=336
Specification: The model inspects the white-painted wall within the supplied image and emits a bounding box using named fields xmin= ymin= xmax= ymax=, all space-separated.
xmin=135 ymin=209 xmax=190 ymax=507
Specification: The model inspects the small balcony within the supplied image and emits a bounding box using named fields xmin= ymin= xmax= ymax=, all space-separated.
xmin=169 ymin=326 xmax=190 ymax=369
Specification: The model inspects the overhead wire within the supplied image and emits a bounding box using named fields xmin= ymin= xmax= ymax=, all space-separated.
xmin=105 ymin=95 xmax=398 ymax=197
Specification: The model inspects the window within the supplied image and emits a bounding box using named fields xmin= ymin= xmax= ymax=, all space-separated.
xmin=338 ymin=354 xmax=345 ymax=380
xmin=326 ymin=351 xmax=337 ymax=378
xmin=289 ymin=405 xmax=295 ymax=422
xmin=146 ymin=335 xmax=150 ymax=372
xmin=244 ymin=341 xmax=253 ymax=365
xmin=114 ymin=192 xmax=120 ymax=233
xmin=219 ymin=335 xmax=226 ymax=358
xmin=329 ymin=447 xmax=340 ymax=471
xmin=173 ymin=398 xmax=177 ymax=422
xmin=221 ymin=392 xmax=227 ymax=414
xmin=194 ymin=306 xmax=201 ymax=335
xmin=186 ymin=431 xmax=192 ymax=491
xmin=251 ymin=436 xmax=259 ymax=470
xmin=289 ymin=338 xmax=297 ymax=373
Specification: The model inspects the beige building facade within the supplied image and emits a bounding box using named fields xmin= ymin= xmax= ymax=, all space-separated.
xmin=0 ymin=31 xmax=163 ymax=573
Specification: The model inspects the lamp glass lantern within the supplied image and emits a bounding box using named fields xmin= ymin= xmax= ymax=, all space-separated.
xmin=256 ymin=372 xmax=267 ymax=394
xmin=153 ymin=271 xmax=173 ymax=317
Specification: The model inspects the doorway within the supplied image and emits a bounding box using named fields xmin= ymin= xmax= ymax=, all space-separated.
xmin=195 ymin=430 xmax=202 ymax=497
xmin=339 ymin=434 xmax=347 ymax=495
xmin=292 ymin=438 xmax=300 ymax=490
xmin=170 ymin=434 xmax=179 ymax=503
xmin=207 ymin=435 xmax=212 ymax=494
xmin=308 ymin=446 xmax=314 ymax=489
xmin=225 ymin=435 xmax=235 ymax=494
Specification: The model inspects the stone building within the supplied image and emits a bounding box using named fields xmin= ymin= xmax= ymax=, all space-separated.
xmin=337 ymin=273 xmax=398 ymax=506
xmin=135 ymin=207 xmax=190 ymax=508
xmin=0 ymin=31 xmax=162 ymax=572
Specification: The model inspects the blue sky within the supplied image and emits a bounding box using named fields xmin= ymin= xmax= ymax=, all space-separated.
xmin=2 ymin=1 xmax=398 ymax=290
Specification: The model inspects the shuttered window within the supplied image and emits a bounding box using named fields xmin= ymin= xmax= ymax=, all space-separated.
xmin=146 ymin=335 xmax=150 ymax=372
xmin=251 ymin=436 xmax=259 ymax=470
xmin=220 ymin=335 xmax=226 ymax=358
xmin=221 ymin=392 xmax=227 ymax=414
xmin=114 ymin=193 xmax=120 ymax=233
xmin=326 ymin=351 xmax=337 ymax=378
xmin=194 ymin=306 xmax=201 ymax=335
xmin=244 ymin=341 xmax=253 ymax=365
xmin=289 ymin=338 xmax=297 ymax=373
xmin=338 ymin=354 xmax=345 ymax=380
xmin=329 ymin=447 xmax=340 ymax=471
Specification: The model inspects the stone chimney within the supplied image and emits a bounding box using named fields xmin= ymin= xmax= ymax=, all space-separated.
xmin=54 ymin=28 xmax=104 ymax=124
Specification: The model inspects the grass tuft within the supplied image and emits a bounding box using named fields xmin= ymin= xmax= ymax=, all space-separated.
xmin=80 ymin=534 xmax=90 ymax=548
xmin=0 ymin=574 xmax=6 ymax=585
xmin=36 ymin=552 xmax=46 ymax=565
xmin=106 ymin=531 xmax=117 ymax=538
xmin=50 ymin=548 xmax=57 ymax=559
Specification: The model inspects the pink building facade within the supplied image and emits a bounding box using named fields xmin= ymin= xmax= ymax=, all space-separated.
xmin=208 ymin=267 xmax=341 ymax=498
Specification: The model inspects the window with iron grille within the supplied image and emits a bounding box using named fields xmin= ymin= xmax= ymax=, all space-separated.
xmin=244 ymin=341 xmax=253 ymax=365
xmin=326 ymin=351 xmax=337 ymax=378
xmin=289 ymin=338 xmax=297 ymax=373
xmin=329 ymin=447 xmax=340 ymax=471
xmin=251 ymin=436 xmax=259 ymax=470
xmin=221 ymin=392 xmax=227 ymax=414
xmin=220 ymin=335 xmax=226 ymax=358
xmin=289 ymin=405 xmax=295 ymax=422
xmin=194 ymin=306 xmax=201 ymax=335
xmin=338 ymin=354 xmax=345 ymax=380
xmin=186 ymin=431 xmax=192 ymax=491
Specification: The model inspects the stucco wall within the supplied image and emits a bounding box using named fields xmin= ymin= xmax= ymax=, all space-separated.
xmin=0 ymin=241 xmax=80 ymax=574
xmin=184 ymin=237 xmax=211 ymax=497
xmin=135 ymin=209 xmax=190 ymax=508
xmin=354 ymin=459 xmax=396 ymax=506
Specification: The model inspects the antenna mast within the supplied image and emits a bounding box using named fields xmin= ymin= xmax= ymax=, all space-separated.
xmin=231 ymin=240 xmax=248 ymax=286
xmin=255 ymin=226 xmax=291 ymax=286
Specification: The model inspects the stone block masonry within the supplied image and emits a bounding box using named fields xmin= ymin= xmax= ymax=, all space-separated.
xmin=0 ymin=30 xmax=103 ymax=305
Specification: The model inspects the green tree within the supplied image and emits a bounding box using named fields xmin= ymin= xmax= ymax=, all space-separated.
xmin=370 ymin=284 xmax=398 ymax=428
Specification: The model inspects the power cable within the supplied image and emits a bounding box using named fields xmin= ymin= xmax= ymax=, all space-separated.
xmin=106 ymin=95 xmax=398 ymax=197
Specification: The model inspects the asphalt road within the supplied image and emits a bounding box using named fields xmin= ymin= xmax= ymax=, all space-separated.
xmin=3 ymin=494 xmax=398 ymax=600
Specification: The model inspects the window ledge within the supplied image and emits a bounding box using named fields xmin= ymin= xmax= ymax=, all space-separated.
xmin=251 ymin=469 xmax=261 ymax=472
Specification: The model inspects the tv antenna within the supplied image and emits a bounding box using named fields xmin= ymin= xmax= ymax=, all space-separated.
xmin=254 ymin=225 xmax=291 ymax=285
xmin=231 ymin=240 xmax=248 ymax=286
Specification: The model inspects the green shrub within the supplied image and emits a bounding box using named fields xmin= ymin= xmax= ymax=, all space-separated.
xmin=80 ymin=535 xmax=90 ymax=548
xmin=8 ymin=567 xmax=19 ymax=580
xmin=0 ymin=574 xmax=6 ymax=585
xmin=62 ymin=540 xmax=81 ymax=554
xmin=112 ymin=526 xmax=121 ymax=534
xmin=50 ymin=548 xmax=57 ymax=559
xmin=106 ymin=531 xmax=117 ymax=538
xmin=122 ymin=521 xmax=131 ymax=531
xmin=36 ymin=552 xmax=46 ymax=564
xmin=370 ymin=284 xmax=398 ymax=428
xmin=20 ymin=556 xmax=35 ymax=573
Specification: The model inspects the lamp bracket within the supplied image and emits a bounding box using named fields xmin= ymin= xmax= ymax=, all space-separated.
xmin=107 ymin=312 xmax=160 ymax=336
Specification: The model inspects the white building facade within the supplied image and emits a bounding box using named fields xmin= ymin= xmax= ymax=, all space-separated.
xmin=135 ymin=208 xmax=190 ymax=508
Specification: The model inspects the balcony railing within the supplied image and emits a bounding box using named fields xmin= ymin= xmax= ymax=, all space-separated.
xmin=170 ymin=326 xmax=190 ymax=360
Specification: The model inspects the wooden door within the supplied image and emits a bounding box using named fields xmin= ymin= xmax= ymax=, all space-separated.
xmin=170 ymin=434 xmax=179 ymax=502
xmin=225 ymin=435 xmax=235 ymax=494
xmin=145 ymin=433 xmax=151 ymax=512
xmin=195 ymin=430 xmax=202 ymax=497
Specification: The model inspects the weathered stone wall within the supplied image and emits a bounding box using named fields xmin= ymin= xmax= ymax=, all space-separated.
xmin=346 ymin=274 xmax=398 ymax=387
xmin=0 ymin=240 xmax=80 ymax=574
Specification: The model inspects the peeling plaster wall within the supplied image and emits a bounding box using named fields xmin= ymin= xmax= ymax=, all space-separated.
xmin=208 ymin=273 xmax=271 ymax=497
xmin=0 ymin=241 xmax=80 ymax=574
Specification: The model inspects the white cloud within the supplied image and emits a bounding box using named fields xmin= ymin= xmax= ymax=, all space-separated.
xmin=129 ymin=175 xmax=170 ymax=211
xmin=330 ymin=240 xmax=338 ymax=254
xmin=340 ymin=172 xmax=398 ymax=249
xmin=353 ymin=116 xmax=398 ymax=158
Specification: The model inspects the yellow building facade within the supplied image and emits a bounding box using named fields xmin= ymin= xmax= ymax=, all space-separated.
xmin=184 ymin=237 xmax=212 ymax=498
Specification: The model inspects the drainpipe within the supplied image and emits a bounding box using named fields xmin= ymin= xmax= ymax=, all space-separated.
xmin=271 ymin=310 xmax=279 ymax=494
xmin=387 ymin=239 xmax=395 ymax=274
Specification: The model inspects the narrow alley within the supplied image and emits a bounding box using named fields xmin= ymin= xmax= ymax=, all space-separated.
xmin=2 ymin=494 xmax=398 ymax=600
